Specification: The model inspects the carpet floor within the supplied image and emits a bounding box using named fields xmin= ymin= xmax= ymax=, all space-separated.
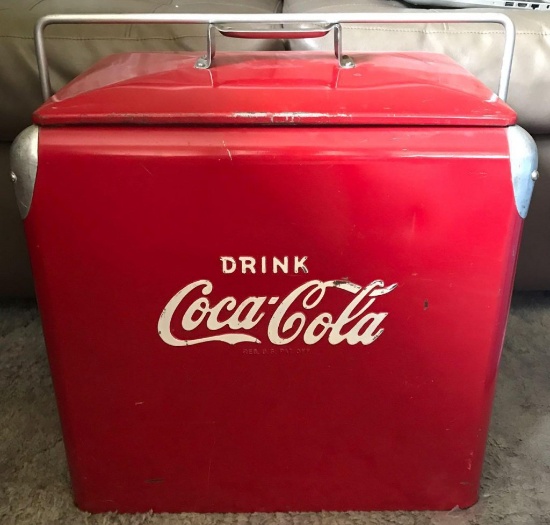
xmin=1 ymin=294 xmax=549 ymax=525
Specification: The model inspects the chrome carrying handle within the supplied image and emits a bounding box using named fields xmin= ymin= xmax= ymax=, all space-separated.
xmin=35 ymin=12 xmax=515 ymax=102
xmin=196 ymin=23 xmax=355 ymax=70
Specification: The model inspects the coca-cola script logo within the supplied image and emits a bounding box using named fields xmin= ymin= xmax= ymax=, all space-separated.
xmin=157 ymin=256 xmax=397 ymax=347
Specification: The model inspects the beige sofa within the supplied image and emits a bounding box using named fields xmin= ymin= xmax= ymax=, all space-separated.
xmin=1 ymin=0 xmax=549 ymax=296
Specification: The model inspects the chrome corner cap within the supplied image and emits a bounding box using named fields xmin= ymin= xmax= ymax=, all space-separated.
xmin=507 ymin=125 xmax=538 ymax=219
xmin=10 ymin=125 xmax=39 ymax=219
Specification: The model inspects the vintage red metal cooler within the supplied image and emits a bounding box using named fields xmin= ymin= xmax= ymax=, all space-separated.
xmin=11 ymin=12 xmax=537 ymax=513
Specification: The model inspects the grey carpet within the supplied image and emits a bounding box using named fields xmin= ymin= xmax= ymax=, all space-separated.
xmin=1 ymin=294 xmax=549 ymax=525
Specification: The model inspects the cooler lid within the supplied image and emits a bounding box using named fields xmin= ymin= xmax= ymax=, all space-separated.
xmin=34 ymin=51 xmax=516 ymax=127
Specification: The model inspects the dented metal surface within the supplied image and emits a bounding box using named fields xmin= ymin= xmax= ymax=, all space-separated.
xmin=33 ymin=51 xmax=516 ymax=128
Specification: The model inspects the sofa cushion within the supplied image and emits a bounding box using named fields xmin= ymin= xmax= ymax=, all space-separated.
xmin=284 ymin=0 xmax=550 ymax=134
xmin=0 ymin=0 xmax=283 ymax=141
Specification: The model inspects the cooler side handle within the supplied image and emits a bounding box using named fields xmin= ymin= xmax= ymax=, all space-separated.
xmin=34 ymin=13 xmax=515 ymax=101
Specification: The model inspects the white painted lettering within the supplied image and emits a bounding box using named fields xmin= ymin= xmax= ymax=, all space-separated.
xmin=294 ymin=256 xmax=309 ymax=274
xmin=239 ymin=256 xmax=256 ymax=274
xmin=158 ymin=279 xmax=397 ymax=347
xmin=273 ymin=256 xmax=289 ymax=274
xmin=220 ymin=257 xmax=237 ymax=274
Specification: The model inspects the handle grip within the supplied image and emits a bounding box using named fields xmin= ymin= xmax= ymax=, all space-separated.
xmin=35 ymin=12 xmax=515 ymax=101
xmin=196 ymin=22 xmax=352 ymax=70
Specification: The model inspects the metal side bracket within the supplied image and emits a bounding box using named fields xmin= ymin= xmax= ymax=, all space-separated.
xmin=10 ymin=126 xmax=39 ymax=219
xmin=507 ymin=125 xmax=538 ymax=219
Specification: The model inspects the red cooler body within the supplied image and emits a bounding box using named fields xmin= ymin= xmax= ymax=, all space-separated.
xmin=11 ymin=14 xmax=537 ymax=514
